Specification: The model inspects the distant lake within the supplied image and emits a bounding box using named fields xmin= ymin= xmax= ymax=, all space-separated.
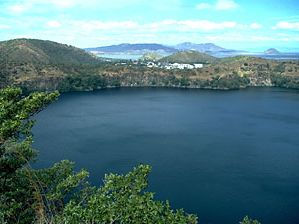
xmin=97 ymin=53 xmax=143 ymax=60
xmin=219 ymin=52 xmax=299 ymax=60
xmin=33 ymin=88 xmax=299 ymax=224
xmin=96 ymin=52 xmax=299 ymax=60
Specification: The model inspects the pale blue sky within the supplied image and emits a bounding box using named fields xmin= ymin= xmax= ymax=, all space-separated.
xmin=0 ymin=0 xmax=299 ymax=51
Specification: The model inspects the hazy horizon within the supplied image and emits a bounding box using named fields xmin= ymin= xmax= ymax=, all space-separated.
xmin=1 ymin=0 xmax=299 ymax=51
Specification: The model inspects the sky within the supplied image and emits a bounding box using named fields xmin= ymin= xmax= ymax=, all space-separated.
xmin=0 ymin=0 xmax=299 ymax=51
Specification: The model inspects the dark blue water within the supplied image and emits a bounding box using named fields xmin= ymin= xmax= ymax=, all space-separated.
xmin=32 ymin=88 xmax=299 ymax=224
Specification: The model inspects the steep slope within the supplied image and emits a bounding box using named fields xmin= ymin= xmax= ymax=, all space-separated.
xmin=0 ymin=38 xmax=100 ymax=65
xmin=0 ymin=38 xmax=102 ymax=90
xmin=159 ymin=50 xmax=218 ymax=64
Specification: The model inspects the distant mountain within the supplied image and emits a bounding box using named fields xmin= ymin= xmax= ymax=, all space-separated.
xmin=0 ymin=38 xmax=100 ymax=65
xmin=175 ymin=42 xmax=227 ymax=52
xmin=264 ymin=48 xmax=280 ymax=54
xmin=85 ymin=43 xmax=177 ymax=53
xmin=159 ymin=50 xmax=218 ymax=64
xmin=85 ymin=42 xmax=244 ymax=57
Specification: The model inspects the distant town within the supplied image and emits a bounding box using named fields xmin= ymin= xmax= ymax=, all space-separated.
xmin=112 ymin=61 xmax=204 ymax=70
xmin=146 ymin=62 xmax=203 ymax=70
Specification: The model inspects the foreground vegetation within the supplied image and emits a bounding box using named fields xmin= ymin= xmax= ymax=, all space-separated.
xmin=0 ymin=87 xmax=262 ymax=223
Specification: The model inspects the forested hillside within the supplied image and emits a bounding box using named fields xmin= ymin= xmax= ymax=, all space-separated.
xmin=1 ymin=38 xmax=299 ymax=92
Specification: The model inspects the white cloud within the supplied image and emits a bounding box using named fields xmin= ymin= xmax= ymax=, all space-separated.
xmin=196 ymin=3 xmax=211 ymax=10
xmin=45 ymin=0 xmax=78 ymax=8
xmin=72 ymin=20 xmax=139 ymax=31
xmin=215 ymin=0 xmax=238 ymax=10
xmin=46 ymin=20 xmax=62 ymax=28
xmin=1 ymin=17 xmax=278 ymax=48
xmin=202 ymin=32 xmax=299 ymax=44
xmin=273 ymin=21 xmax=299 ymax=30
xmin=196 ymin=0 xmax=238 ymax=11
xmin=249 ymin=23 xmax=262 ymax=29
xmin=14 ymin=34 xmax=33 ymax=39
xmin=0 ymin=24 xmax=10 ymax=29
xmin=73 ymin=19 xmax=239 ymax=32
xmin=6 ymin=0 xmax=91 ymax=14
xmin=8 ymin=3 xmax=32 ymax=14
xmin=6 ymin=0 xmax=141 ymax=12
xmin=40 ymin=0 xmax=97 ymax=9
xmin=176 ymin=20 xmax=237 ymax=30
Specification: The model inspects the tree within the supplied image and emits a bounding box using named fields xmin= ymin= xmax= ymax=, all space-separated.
xmin=0 ymin=87 xmax=59 ymax=223
xmin=57 ymin=164 xmax=197 ymax=224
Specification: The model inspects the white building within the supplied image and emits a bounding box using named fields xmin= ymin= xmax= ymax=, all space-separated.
xmin=145 ymin=61 xmax=204 ymax=70
xmin=194 ymin=64 xmax=203 ymax=68
xmin=147 ymin=62 xmax=158 ymax=68
xmin=170 ymin=63 xmax=195 ymax=69
xmin=183 ymin=64 xmax=195 ymax=69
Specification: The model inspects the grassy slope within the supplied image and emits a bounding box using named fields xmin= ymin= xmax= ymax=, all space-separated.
xmin=0 ymin=38 xmax=100 ymax=65
xmin=159 ymin=50 xmax=218 ymax=64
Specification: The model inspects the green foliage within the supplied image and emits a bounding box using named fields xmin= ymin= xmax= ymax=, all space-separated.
xmin=0 ymin=147 xmax=35 ymax=223
xmin=179 ymin=77 xmax=191 ymax=87
xmin=57 ymin=74 xmax=108 ymax=92
xmin=57 ymin=164 xmax=197 ymax=224
xmin=0 ymin=87 xmax=59 ymax=143
xmin=271 ymin=74 xmax=299 ymax=89
xmin=208 ymin=73 xmax=250 ymax=89
xmin=273 ymin=63 xmax=285 ymax=73
xmin=32 ymin=160 xmax=89 ymax=222
xmin=0 ymin=87 xmax=60 ymax=223
xmin=240 ymin=216 xmax=261 ymax=224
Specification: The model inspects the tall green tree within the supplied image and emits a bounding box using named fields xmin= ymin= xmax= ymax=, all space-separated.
xmin=0 ymin=87 xmax=61 ymax=223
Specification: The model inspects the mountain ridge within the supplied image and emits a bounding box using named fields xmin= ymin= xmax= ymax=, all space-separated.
xmin=1 ymin=38 xmax=298 ymax=92
xmin=85 ymin=42 xmax=233 ymax=54
xmin=175 ymin=42 xmax=227 ymax=52
xmin=85 ymin=43 xmax=177 ymax=53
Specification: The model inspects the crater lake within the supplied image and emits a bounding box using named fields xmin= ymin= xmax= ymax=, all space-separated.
xmin=32 ymin=87 xmax=299 ymax=224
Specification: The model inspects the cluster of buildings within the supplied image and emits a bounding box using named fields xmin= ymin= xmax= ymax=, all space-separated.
xmin=147 ymin=62 xmax=203 ymax=70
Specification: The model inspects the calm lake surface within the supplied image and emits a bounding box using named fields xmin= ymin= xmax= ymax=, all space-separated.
xmin=33 ymin=88 xmax=299 ymax=224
